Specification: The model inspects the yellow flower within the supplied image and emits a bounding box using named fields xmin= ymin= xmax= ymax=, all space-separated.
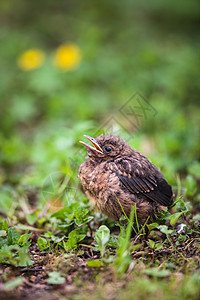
xmin=53 ymin=43 xmax=81 ymax=71
xmin=47 ymin=198 xmax=63 ymax=212
xmin=17 ymin=49 xmax=45 ymax=71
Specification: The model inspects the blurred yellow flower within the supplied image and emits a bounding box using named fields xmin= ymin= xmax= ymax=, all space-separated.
xmin=17 ymin=49 xmax=45 ymax=71
xmin=53 ymin=43 xmax=81 ymax=71
xmin=47 ymin=198 xmax=63 ymax=212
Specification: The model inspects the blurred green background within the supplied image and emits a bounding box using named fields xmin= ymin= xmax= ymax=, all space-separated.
xmin=0 ymin=0 xmax=200 ymax=209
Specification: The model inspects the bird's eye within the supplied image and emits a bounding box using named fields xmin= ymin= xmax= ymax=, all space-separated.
xmin=104 ymin=146 xmax=112 ymax=153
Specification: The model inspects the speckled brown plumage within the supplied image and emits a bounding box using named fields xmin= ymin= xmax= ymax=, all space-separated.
xmin=78 ymin=134 xmax=173 ymax=225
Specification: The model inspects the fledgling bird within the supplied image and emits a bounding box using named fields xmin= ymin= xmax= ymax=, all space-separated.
xmin=78 ymin=134 xmax=173 ymax=225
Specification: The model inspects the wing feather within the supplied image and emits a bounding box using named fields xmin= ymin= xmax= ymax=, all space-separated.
xmin=118 ymin=174 xmax=173 ymax=206
xmin=111 ymin=156 xmax=173 ymax=206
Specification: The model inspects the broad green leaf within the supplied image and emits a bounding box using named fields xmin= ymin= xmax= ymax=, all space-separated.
xmin=158 ymin=225 xmax=173 ymax=236
xmin=86 ymin=259 xmax=102 ymax=267
xmin=74 ymin=208 xmax=93 ymax=226
xmin=50 ymin=235 xmax=65 ymax=243
xmin=4 ymin=277 xmax=24 ymax=290
xmin=63 ymin=226 xmax=88 ymax=251
xmin=94 ymin=225 xmax=110 ymax=257
xmin=155 ymin=243 xmax=163 ymax=250
xmin=47 ymin=272 xmax=66 ymax=285
xmin=7 ymin=228 xmax=19 ymax=245
xmin=25 ymin=211 xmax=38 ymax=225
xmin=37 ymin=237 xmax=48 ymax=250
xmin=0 ymin=244 xmax=16 ymax=264
xmin=17 ymin=233 xmax=32 ymax=246
xmin=169 ymin=211 xmax=186 ymax=226
xmin=147 ymin=223 xmax=159 ymax=231
xmin=50 ymin=208 xmax=67 ymax=220
xmin=148 ymin=239 xmax=155 ymax=249
xmin=0 ymin=244 xmax=32 ymax=267
xmin=17 ymin=246 xmax=34 ymax=267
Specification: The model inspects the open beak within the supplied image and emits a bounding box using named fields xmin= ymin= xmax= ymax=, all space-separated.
xmin=80 ymin=135 xmax=103 ymax=154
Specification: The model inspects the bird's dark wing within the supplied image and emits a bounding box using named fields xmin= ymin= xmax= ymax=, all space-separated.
xmin=115 ymin=155 xmax=173 ymax=207
xmin=119 ymin=175 xmax=173 ymax=206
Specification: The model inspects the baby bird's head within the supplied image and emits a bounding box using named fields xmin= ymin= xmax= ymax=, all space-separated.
xmin=80 ymin=134 xmax=132 ymax=161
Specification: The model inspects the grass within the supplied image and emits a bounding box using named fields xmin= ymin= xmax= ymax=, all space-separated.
xmin=0 ymin=1 xmax=200 ymax=299
xmin=0 ymin=141 xmax=199 ymax=299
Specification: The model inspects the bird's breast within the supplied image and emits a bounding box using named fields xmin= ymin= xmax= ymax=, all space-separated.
xmin=78 ymin=161 xmax=120 ymax=209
